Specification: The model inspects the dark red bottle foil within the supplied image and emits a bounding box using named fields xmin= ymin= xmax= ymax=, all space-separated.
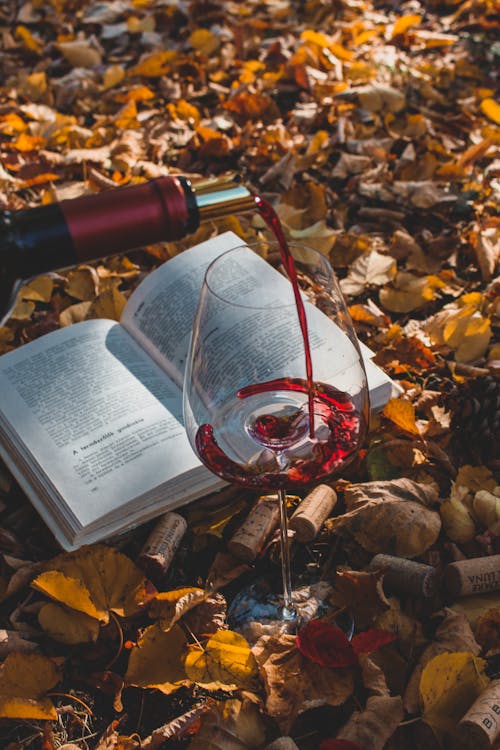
xmin=60 ymin=176 xmax=195 ymax=261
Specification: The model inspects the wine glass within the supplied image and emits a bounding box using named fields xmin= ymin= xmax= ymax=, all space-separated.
xmin=183 ymin=240 xmax=369 ymax=626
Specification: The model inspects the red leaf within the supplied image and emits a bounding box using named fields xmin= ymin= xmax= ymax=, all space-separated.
xmin=351 ymin=628 xmax=397 ymax=655
xmin=319 ymin=740 xmax=364 ymax=750
xmin=296 ymin=620 xmax=358 ymax=668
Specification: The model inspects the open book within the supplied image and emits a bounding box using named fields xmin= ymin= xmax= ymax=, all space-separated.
xmin=0 ymin=231 xmax=398 ymax=550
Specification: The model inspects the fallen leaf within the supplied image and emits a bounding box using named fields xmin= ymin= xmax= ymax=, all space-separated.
xmin=297 ymin=620 xmax=396 ymax=668
xmin=392 ymin=14 xmax=422 ymax=37
xmin=187 ymin=698 xmax=266 ymax=749
xmin=382 ymin=398 xmax=420 ymax=435
xmin=185 ymin=630 xmax=259 ymax=691
xmin=327 ymin=478 xmax=441 ymax=558
xmin=329 ymin=569 xmax=391 ymax=629
xmin=65 ymin=266 xmax=100 ymax=301
xmin=19 ymin=276 xmax=54 ymax=303
xmin=32 ymin=545 xmax=154 ymax=624
xmin=0 ymin=653 xmax=60 ymax=719
xmin=38 ymin=601 xmax=100 ymax=644
xmin=420 ymin=652 xmax=488 ymax=741
xmin=150 ymin=587 xmax=209 ymax=632
xmin=59 ymin=40 xmax=102 ymax=68
xmin=253 ymin=633 xmax=354 ymax=732
xmin=380 ymin=272 xmax=441 ymax=313
xmin=440 ymin=494 xmax=477 ymax=543
xmin=125 ymin=623 xmax=189 ymax=694
xmin=340 ymin=252 xmax=396 ymax=297
xmin=481 ymin=98 xmax=500 ymax=125
xmin=404 ymin=609 xmax=481 ymax=714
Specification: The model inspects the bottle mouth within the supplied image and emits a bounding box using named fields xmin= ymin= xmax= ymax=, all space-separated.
xmin=192 ymin=174 xmax=255 ymax=221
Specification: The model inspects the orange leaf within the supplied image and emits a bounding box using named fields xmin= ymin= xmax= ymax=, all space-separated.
xmin=480 ymin=98 xmax=500 ymax=125
xmin=382 ymin=398 xmax=420 ymax=435
xmin=391 ymin=14 xmax=422 ymax=37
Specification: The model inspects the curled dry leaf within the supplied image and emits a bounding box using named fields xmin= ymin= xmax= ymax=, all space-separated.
xmin=187 ymin=698 xmax=266 ymax=750
xmin=440 ymin=491 xmax=477 ymax=544
xmin=0 ymin=652 xmax=60 ymax=719
xmin=252 ymin=633 xmax=354 ymax=733
xmin=150 ymin=587 xmax=209 ymax=631
xmin=327 ymin=478 xmax=441 ymax=558
xmin=329 ymin=569 xmax=391 ymax=629
xmin=337 ymin=695 xmax=404 ymax=750
xmin=473 ymin=489 xmax=500 ymax=532
xmin=32 ymin=544 xmax=155 ymax=625
xmin=340 ymin=251 xmax=397 ymax=297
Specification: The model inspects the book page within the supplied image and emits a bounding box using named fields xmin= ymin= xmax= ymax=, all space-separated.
xmin=0 ymin=319 xmax=204 ymax=529
xmin=121 ymin=231 xmax=242 ymax=385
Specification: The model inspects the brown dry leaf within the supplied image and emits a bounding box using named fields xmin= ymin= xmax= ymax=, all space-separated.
xmin=473 ymin=489 xmax=500 ymax=531
xmin=0 ymin=652 xmax=60 ymax=719
xmin=329 ymin=569 xmax=391 ymax=629
xmin=452 ymin=593 xmax=500 ymax=630
xmin=185 ymin=630 xmax=259 ymax=692
xmin=404 ymin=608 xmax=481 ymax=714
xmin=88 ymin=284 xmax=128 ymax=321
xmin=10 ymin=299 xmax=35 ymax=321
xmin=59 ymin=39 xmax=102 ymax=68
xmin=327 ymin=478 xmax=441 ymax=558
xmin=183 ymin=592 xmax=227 ymax=638
xmin=59 ymin=300 xmax=93 ymax=326
xmin=382 ymin=398 xmax=420 ymax=435
xmin=38 ymin=602 xmax=100 ymax=644
xmin=187 ymin=698 xmax=266 ymax=750
xmin=474 ymin=609 xmax=500 ymax=653
xmin=288 ymin=220 xmax=337 ymax=256
xmin=472 ymin=226 xmax=500 ymax=281
xmin=252 ymin=633 xmax=354 ymax=733
xmin=455 ymin=465 xmax=497 ymax=493
xmin=31 ymin=545 xmax=154 ymax=625
xmin=65 ymin=266 xmax=100 ymax=300
xmin=335 ymin=654 xmax=404 ymax=749
xmin=420 ymin=652 xmax=488 ymax=742
xmin=340 ymin=251 xmax=397 ymax=297
xmin=375 ymin=597 xmax=427 ymax=659
xmin=357 ymin=83 xmax=406 ymax=112
xmin=380 ymin=272 xmax=442 ymax=313
xmin=19 ymin=276 xmax=54 ymax=303
xmin=149 ymin=588 xmax=210 ymax=632
xmin=125 ymin=623 xmax=189 ymax=694
xmin=141 ymin=700 xmax=215 ymax=748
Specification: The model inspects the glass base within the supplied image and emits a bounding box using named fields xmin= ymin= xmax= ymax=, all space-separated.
xmin=227 ymin=578 xmax=333 ymax=640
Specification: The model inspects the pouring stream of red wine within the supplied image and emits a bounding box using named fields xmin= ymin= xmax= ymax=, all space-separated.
xmin=253 ymin=195 xmax=315 ymax=437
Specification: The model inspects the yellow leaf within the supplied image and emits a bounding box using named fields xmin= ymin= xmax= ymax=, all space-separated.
xmin=0 ymin=653 xmax=60 ymax=719
xmin=10 ymin=299 xmax=35 ymax=321
xmin=19 ymin=275 xmax=54 ymax=303
xmin=480 ymin=98 xmax=500 ymax=125
xmin=185 ymin=630 xmax=259 ymax=691
xmin=15 ymin=25 xmax=43 ymax=54
xmin=392 ymin=14 xmax=422 ymax=37
xmin=301 ymin=29 xmax=353 ymax=60
xmin=189 ymin=28 xmax=221 ymax=56
xmin=421 ymin=652 xmax=488 ymax=740
xmin=114 ymin=84 xmax=154 ymax=102
xmin=32 ymin=545 xmax=153 ymax=625
xmin=382 ymin=398 xmax=420 ymax=435
xmin=10 ymin=133 xmax=46 ymax=151
xmin=38 ymin=602 xmax=100 ymax=644
xmin=379 ymin=272 xmax=438 ymax=313
xmin=115 ymin=100 xmax=139 ymax=129
xmin=125 ymin=623 xmax=189 ymax=694
xmin=103 ymin=64 xmax=126 ymax=89
xmin=32 ymin=570 xmax=106 ymax=622
xmin=129 ymin=50 xmax=177 ymax=78
xmin=150 ymin=587 xmax=209 ymax=631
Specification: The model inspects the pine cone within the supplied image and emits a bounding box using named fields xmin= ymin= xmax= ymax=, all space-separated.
xmin=445 ymin=375 xmax=500 ymax=464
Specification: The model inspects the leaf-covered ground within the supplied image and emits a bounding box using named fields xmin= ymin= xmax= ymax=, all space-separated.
xmin=0 ymin=0 xmax=499 ymax=748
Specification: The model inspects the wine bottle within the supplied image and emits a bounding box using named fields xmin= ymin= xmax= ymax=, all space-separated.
xmin=0 ymin=174 xmax=255 ymax=326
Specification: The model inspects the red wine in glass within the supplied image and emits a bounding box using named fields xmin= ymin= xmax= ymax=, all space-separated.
xmin=184 ymin=208 xmax=369 ymax=624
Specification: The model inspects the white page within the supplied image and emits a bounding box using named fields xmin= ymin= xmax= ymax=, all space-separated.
xmin=121 ymin=231 xmax=241 ymax=385
xmin=0 ymin=319 xmax=203 ymax=529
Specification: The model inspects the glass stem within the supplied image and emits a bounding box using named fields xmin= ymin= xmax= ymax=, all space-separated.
xmin=277 ymin=488 xmax=295 ymax=618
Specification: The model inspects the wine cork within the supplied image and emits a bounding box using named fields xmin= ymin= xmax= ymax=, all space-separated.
xmin=458 ymin=680 xmax=500 ymax=749
xmin=369 ymin=554 xmax=439 ymax=597
xmin=139 ymin=511 xmax=187 ymax=575
xmin=265 ymin=738 xmax=299 ymax=750
xmin=288 ymin=484 xmax=337 ymax=542
xmin=444 ymin=555 xmax=500 ymax=598
xmin=227 ymin=495 xmax=280 ymax=562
